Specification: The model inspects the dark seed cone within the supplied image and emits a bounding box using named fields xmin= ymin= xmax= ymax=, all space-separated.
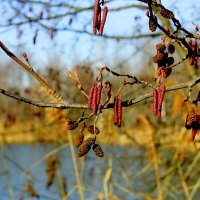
xmin=74 ymin=132 xmax=84 ymax=147
xmin=167 ymin=44 xmax=175 ymax=54
xmin=114 ymin=97 xmax=119 ymax=125
xmin=66 ymin=120 xmax=78 ymax=130
xmin=97 ymin=6 xmax=101 ymax=31
xmin=46 ymin=173 xmax=55 ymax=189
xmin=149 ymin=15 xmax=157 ymax=32
xmin=77 ymin=143 xmax=91 ymax=157
xmin=92 ymin=84 xmax=98 ymax=114
xmin=167 ymin=57 xmax=174 ymax=66
xmin=156 ymin=43 xmax=166 ymax=51
xmin=87 ymin=125 xmax=100 ymax=135
xmin=117 ymin=99 xmax=122 ymax=127
xmin=99 ymin=6 xmax=108 ymax=35
xmin=185 ymin=110 xmax=196 ymax=130
xmin=93 ymin=144 xmax=104 ymax=157
xmin=160 ymin=9 xmax=174 ymax=19
xmin=93 ymin=0 xmax=100 ymax=35
xmin=88 ymin=83 xmax=96 ymax=108
xmin=153 ymin=88 xmax=158 ymax=116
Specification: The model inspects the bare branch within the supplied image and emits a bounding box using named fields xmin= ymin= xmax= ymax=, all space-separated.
xmin=1 ymin=77 xmax=199 ymax=109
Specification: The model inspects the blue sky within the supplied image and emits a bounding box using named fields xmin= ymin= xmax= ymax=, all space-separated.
xmin=0 ymin=0 xmax=199 ymax=75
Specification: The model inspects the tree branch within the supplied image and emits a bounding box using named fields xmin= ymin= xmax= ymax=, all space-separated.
xmin=1 ymin=77 xmax=199 ymax=109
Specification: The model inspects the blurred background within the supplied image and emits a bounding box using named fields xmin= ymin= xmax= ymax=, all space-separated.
xmin=0 ymin=0 xmax=199 ymax=199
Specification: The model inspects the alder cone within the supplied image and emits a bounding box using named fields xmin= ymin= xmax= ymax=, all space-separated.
xmin=66 ymin=120 xmax=78 ymax=130
xmin=167 ymin=44 xmax=175 ymax=54
xmin=156 ymin=52 xmax=165 ymax=63
xmin=156 ymin=43 xmax=166 ymax=51
xmin=77 ymin=143 xmax=91 ymax=157
xmin=149 ymin=15 xmax=157 ymax=32
xmin=160 ymin=9 xmax=174 ymax=19
xmin=93 ymin=144 xmax=104 ymax=157
xmin=167 ymin=57 xmax=174 ymax=66
xmin=84 ymin=137 xmax=95 ymax=146
xmin=153 ymin=88 xmax=158 ymax=116
xmin=87 ymin=125 xmax=100 ymax=134
xmin=74 ymin=133 xmax=84 ymax=147
xmin=185 ymin=110 xmax=196 ymax=130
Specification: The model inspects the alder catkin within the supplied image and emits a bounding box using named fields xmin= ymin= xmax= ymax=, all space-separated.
xmin=114 ymin=97 xmax=118 ymax=125
xmin=97 ymin=5 xmax=101 ymax=31
xmin=157 ymin=85 xmax=166 ymax=118
xmin=117 ymin=98 xmax=122 ymax=127
xmin=191 ymin=128 xmax=197 ymax=141
xmin=96 ymin=85 xmax=102 ymax=108
xmin=153 ymin=88 xmax=158 ymax=116
xmin=93 ymin=0 xmax=100 ymax=35
xmin=92 ymin=84 xmax=98 ymax=114
xmin=88 ymin=83 xmax=96 ymax=108
xmin=99 ymin=6 xmax=108 ymax=35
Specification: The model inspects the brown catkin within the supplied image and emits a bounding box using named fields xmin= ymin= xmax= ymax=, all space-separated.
xmin=160 ymin=9 xmax=174 ymax=19
xmin=149 ymin=15 xmax=157 ymax=32
xmin=93 ymin=0 xmax=100 ymax=35
xmin=93 ymin=144 xmax=104 ymax=157
xmin=153 ymin=88 xmax=158 ymax=116
xmin=99 ymin=6 xmax=108 ymax=35
xmin=114 ymin=97 xmax=118 ymax=125
xmin=74 ymin=132 xmax=84 ymax=147
xmin=117 ymin=98 xmax=122 ymax=127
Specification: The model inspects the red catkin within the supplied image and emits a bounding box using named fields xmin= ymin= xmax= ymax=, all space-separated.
xmin=153 ymin=88 xmax=158 ymax=116
xmin=114 ymin=97 xmax=118 ymax=125
xmin=157 ymin=85 xmax=166 ymax=118
xmin=88 ymin=83 xmax=96 ymax=108
xmin=191 ymin=128 xmax=198 ymax=141
xmin=92 ymin=84 xmax=98 ymax=114
xmin=93 ymin=0 xmax=100 ymax=35
xmin=96 ymin=85 xmax=102 ymax=109
xmin=99 ymin=6 xmax=108 ymax=36
xmin=117 ymin=98 xmax=122 ymax=127
xmin=97 ymin=5 xmax=101 ymax=31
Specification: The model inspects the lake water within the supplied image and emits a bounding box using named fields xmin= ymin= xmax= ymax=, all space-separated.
xmin=0 ymin=144 xmax=147 ymax=200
